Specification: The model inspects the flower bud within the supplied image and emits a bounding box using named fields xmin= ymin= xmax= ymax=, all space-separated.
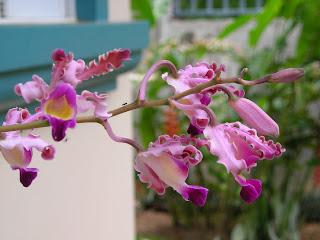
xmin=268 ymin=68 xmax=305 ymax=83
xmin=228 ymin=98 xmax=279 ymax=137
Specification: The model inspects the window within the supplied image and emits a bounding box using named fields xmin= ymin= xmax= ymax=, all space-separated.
xmin=0 ymin=0 xmax=75 ymax=24
xmin=174 ymin=0 xmax=264 ymax=18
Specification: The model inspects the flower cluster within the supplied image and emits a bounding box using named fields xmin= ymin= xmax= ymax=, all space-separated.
xmin=134 ymin=62 xmax=287 ymax=205
xmin=1 ymin=48 xmax=130 ymax=186
xmin=0 ymin=48 xmax=304 ymax=206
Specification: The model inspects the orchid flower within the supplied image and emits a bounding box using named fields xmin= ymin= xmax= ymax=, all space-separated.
xmin=14 ymin=48 xmax=130 ymax=141
xmin=135 ymin=135 xmax=208 ymax=206
xmin=0 ymin=108 xmax=55 ymax=187
xmin=163 ymin=62 xmax=224 ymax=134
xmin=41 ymin=83 xmax=77 ymax=141
xmin=171 ymin=98 xmax=284 ymax=203
xmin=204 ymin=121 xmax=284 ymax=202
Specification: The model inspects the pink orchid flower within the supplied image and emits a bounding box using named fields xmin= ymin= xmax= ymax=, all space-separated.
xmin=14 ymin=48 xmax=130 ymax=141
xmin=204 ymin=121 xmax=284 ymax=203
xmin=0 ymin=108 xmax=55 ymax=187
xmin=135 ymin=135 xmax=208 ymax=206
xmin=163 ymin=62 xmax=222 ymax=133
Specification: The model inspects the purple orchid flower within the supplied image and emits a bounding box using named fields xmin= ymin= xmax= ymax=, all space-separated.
xmin=135 ymin=135 xmax=208 ymax=206
xmin=41 ymin=83 xmax=77 ymax=141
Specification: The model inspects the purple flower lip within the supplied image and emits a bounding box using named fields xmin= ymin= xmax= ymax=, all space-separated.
xmin=41 ymin=83 xmax=77 ymax=141
xmin=268 ymin=68 xmax=305 ymax=83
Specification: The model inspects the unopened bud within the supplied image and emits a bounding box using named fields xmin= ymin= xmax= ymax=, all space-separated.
xmin=268 ymin=68 xmax=305 ymax=83
xmin=228 ymin=98 xmax=279 ymax=137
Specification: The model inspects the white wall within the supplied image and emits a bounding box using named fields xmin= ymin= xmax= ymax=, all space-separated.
xmin=0 ymin=72 xmax=135 ymax=240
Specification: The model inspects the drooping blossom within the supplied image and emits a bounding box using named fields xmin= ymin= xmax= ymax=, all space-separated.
xmin=204 ymin=121 xmax=285 ymax=202
xmin=0 ymin=108 xmax=55 ymax=187
xmin=135 ymin=135 xmax=208 ymax=206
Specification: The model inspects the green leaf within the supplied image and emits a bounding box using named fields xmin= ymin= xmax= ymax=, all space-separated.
xmin=137 ymin=107 xmax=158 ymax=148
xmin=249 ymin=0 xmax=283 ymax=46
xmin=218 ymin=15 xmax=254 ymax=39
xmin=131 ymin=0 xmax=155 ymax=26
xmin=280 ymin=0 xmax=304 ymax=19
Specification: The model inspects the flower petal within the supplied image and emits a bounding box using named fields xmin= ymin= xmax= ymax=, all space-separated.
xmin=14 ymin=75 xmax=48 ymax=103
xmin=77 ymin=91 xmax=111 ymax=119
xmin=180 ymin=185 xmax=208 ymax=206
xmin=16 ymin=167 xmax=39 ymax=187
xmin=0 ymin=144 xmax=32 ymax=168
xmin=234 ymin=175 xmax=262 ymax=203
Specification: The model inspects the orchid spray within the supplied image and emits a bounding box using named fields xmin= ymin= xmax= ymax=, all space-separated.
xmin=0 ymin=48 xmax=304 ymax=206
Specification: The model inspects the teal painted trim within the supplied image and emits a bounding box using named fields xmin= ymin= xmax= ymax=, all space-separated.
xmin=0 ymin=20 xmax=149 ymax=122
xmin=76 ymin=0 xmax=108 ymax=21
xmin=0 ymin=21 xmax=149 ymax=72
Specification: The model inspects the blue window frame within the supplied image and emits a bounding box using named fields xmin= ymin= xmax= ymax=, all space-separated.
xmin=0 ymin=0 xmax=149 ymax=119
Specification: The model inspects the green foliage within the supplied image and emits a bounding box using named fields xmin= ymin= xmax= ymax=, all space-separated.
xmin=220 ymin=0 xmax=320 ymax=62
xmin=131 ymin=0 xmax=155 ymax=26
xmin=137 ymin=234 xmax=173 ymax=240
xmin=218 ymin=15 xmax=254 ymax=39
xmin=131 ymin=0 xmax=172 ymax=27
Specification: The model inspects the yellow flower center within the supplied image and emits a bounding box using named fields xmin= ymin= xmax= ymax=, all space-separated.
xmin=44 ymin=96 xmax=74 ymax=120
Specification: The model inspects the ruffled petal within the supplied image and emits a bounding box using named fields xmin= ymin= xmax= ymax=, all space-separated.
xmin=204 ymin=125 xmax=247 ymax=174
xmin=77 ymin=49 xmax=131 ymax=81
xmin=14 ymin=75 xmax=48 ymax=103
xmin=77 ymin=90 xmax=111 ymax=119
xmin=222 ymin=122 xmax=285 ymax=160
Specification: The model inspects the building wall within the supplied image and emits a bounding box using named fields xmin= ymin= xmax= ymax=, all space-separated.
xmin=0 ymin=1 xmax=137 ymax=240
xmin=154 ymin=11 xmax=300 ymax=77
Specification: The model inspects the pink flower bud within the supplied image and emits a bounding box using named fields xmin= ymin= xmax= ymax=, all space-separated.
xmin=268 ymin=68 xmax=305 ymax=83
xmin=228 ymin=98 xmax=279 ymax=137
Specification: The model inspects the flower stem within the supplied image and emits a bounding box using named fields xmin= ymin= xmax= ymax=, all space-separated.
xmin=170 ymin=99 xmax=219 ymax=126
xmin=101 ymin=120 xmax=143 ymax=151
xmin=1 ymin=67 xmax=300 ymax=133
xmin=138 ymin=60 xmax=178 ymax=104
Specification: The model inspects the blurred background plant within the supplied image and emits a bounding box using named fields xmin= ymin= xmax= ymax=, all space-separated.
xmin=133 ymin=0 xmax=320 ymax=239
